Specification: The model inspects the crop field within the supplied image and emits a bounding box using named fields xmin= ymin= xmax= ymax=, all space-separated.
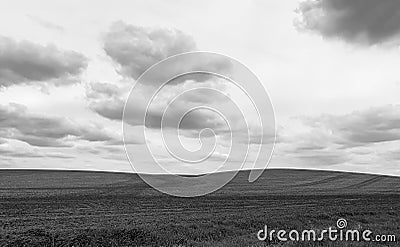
xmin=1 ymin=169 xmax=400 ymax=246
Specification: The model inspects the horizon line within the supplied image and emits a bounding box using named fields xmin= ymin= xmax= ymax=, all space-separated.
xmin=0 ymin=167 xmax=399 ymax=178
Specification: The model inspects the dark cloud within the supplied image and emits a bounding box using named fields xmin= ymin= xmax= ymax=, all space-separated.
xmin=296 ymin=0 xmax=400 ymax=45
xmin=302 ymin=105 xmax=400 ymax=147
xmin=90 ymin=98 xmax=125 ymax=121
xmin=0 ymin=103 xmax=117 ymax=147
xmin=0 ymin=36 xmax=87 ymax=87
xmin=103 ymin=21 xmax=197 ymax=80
xmin=86 ymin=82 xmax=124 ymax=99
xmin=144 ymin=107 xmax=225 ymax=130
xmin=89 ymin=93 xmax=226 ymax=131
xmin=139 ymin=56 xmax=234 ymax=86
xmin=103 ymin=22 xmax=233 ymax=85
xmin=86 ymin=79 xmax=231 ymax=131
xmin=93 ymin=23 xmax=235 ymax=130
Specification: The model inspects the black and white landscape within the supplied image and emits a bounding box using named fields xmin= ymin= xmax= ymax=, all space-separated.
xmin=1 ymin=0 xmax=400 ymax=246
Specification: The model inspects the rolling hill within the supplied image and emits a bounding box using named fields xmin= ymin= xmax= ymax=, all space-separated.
xmin=1 ymin=169 xmax=399 ymax=246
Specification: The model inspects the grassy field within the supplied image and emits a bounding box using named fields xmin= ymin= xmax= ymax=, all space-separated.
xmin=1 ymin=169 xmax=399 ymax=246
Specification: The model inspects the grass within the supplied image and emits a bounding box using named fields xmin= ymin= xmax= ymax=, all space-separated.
xmin=0 ymin=169 xmax=399 ymax=246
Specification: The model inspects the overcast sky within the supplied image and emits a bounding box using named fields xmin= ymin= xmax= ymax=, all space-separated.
xmin=0 ymin=0 xmax=400 ymax=176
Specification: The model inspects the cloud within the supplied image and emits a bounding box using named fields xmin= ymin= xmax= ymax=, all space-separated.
xmin=0 ymin=36 xmax=87 ymax=87
xmin=145 ymin=107 xmax=225 ymax=130
xmin=86 ymin=78 xmax=230 ymax=130
xmin=85 ymin=82 xmax=125 ymax=99
xmin=75 ymin=143 xmax=127 ymax=157
xmin=89 ymin=90 xmax=226 ymax=130
xmin=27 ymin=15 xmax=65 ymax=32
xmin=0 ymin=139 xmax=75 ymax=159
xmin=0 ymin=103 xmax=118 ymax=147
xmin=302 ymin=105 xmax=400 ymax=147
xmin=273 ymin=126 xmax=350 ymax=167
xmin=383 ymin=148 xmax=400 ymax=161
xmin=272 ymin=105 xmax=400 ymax=168
xmin=295 ymin=150 xmax=351 ymax=166
xmin=103 ymin=21 xmax=197 ymax=80
xmin=103 ymin=22 xmax=233 ymax=84
xmin=296 ymin=0 xmax=400 ymax=45
xmin=85 ymin=82 xmax=128 ymax=121
xmin=0 ymin=148 xmax=43 ymax=158
xmin=90 ymin=99 xmax=125 ymax=121
xmin=94 ymin=22 xmax=235 ymax=132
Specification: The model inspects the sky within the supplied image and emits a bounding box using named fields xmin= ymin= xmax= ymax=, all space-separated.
xmin=0 ymin=0 xmax=400 ymax=176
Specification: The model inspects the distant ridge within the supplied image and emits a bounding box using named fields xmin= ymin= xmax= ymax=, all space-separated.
xmin=0 ymin=167 xmax=399 ymax=178
xmin=1 ymin=168 xmax=399 ymax=196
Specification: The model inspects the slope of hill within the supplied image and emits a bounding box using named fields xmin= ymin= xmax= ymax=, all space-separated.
xmin=1 ymin=169 xmax=399 ymax=246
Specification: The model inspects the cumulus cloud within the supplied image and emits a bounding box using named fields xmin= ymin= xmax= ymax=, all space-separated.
xmin=89 ymin=87 xmax=226 ymax=130
xmin=0 ymin=103 xmax=118 ymax=147
xmin=103 ymin=22 xmax=233 ymax=85
xmin=145 ymin=107 xmax=225 ymax=130
xmin=0 ymin=36 xmax=87 ymax=87
xmin=103 ymin=21 xmax=197 ymax=80
xmin=86 ymin=78 xmax=231 ymax=130
xmin=85 ymin=82 xmax=126 ymax=99
xmin=85 ymin=81 xmax=129 ymax=121
xmin=93 ymin=22 xmax=236 ymax=134
xmin=296 ymin=0 xmax=400 ymax=45
xmin=90 ymin=99 xmax=125 ymax=121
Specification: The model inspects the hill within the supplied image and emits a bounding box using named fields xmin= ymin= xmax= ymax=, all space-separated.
xmin=1 ymin=169 xmax=399 ymax=246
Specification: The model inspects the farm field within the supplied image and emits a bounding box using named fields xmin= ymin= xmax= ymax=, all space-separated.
xmin=1 ymin=169 xmax=399 ymax=246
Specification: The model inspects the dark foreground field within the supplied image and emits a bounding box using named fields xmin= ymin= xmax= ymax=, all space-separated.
xmin=1 ymin=169 xmax=399 ymax=246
